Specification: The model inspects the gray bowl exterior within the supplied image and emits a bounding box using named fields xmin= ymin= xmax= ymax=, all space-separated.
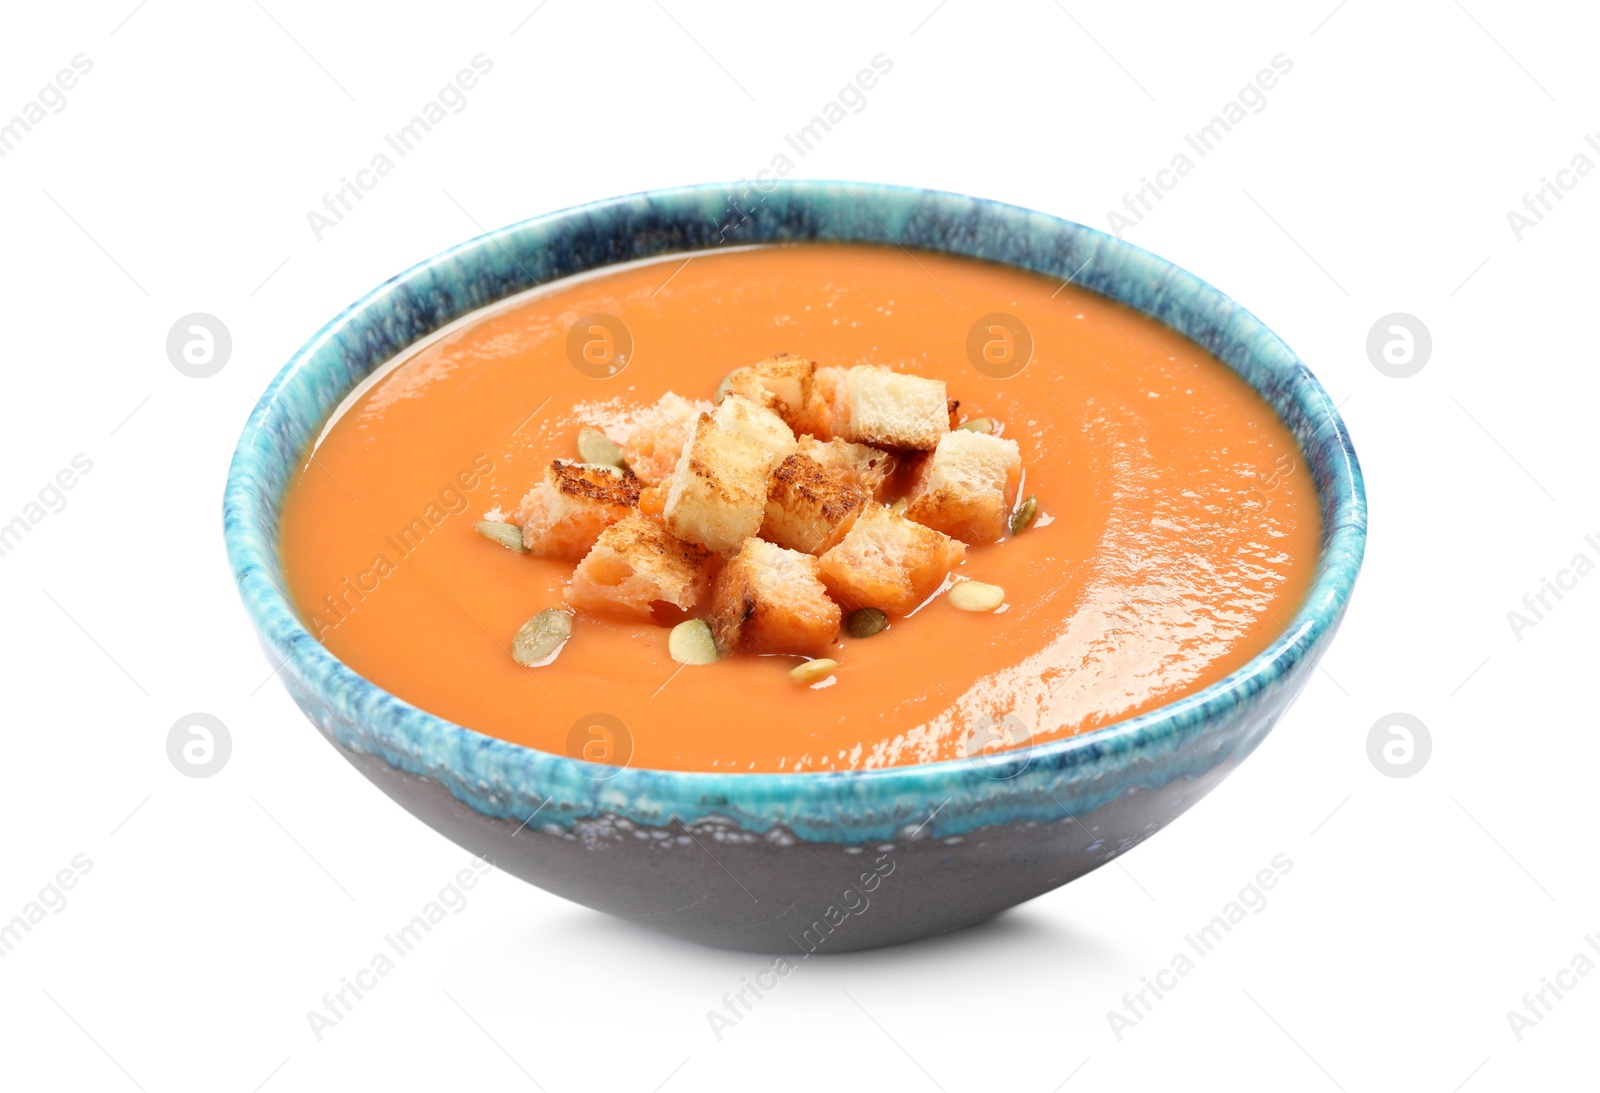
xmin=226 ymin=181 xmax=1366 ymax=953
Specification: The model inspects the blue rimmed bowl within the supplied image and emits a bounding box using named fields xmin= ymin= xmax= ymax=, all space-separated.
xmin=225 ymin=181 xmax=1366 ymax=952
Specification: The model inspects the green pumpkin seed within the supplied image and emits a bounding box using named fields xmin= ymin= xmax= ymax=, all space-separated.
xmin=888 ymin=497 xmax=909 ymax=515
xmin=947 ymin=581 xmax=1005 ymax=613
xmin=790 ymin=658 xmax=837 ymax=684
xmin=1010 ymin=495 xmax=1039 ymax=535
xmin=475 ymin=520 xmax=527 ymax=553
xmin=576 ymin=427 xmax=625 ymax=468
xmin=846 ymin=608 xmax=887 ymax=639
xmin=511 ymin=608 xmax=573 ymax=666
xmin=669 ymin=619 xmax=718 ymax=665
xmin=957 ymin=417 xmax=994 ymax=434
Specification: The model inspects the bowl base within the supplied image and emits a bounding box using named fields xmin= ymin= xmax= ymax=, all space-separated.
xmin=338 ymin=745 xmax=1237 ymax=953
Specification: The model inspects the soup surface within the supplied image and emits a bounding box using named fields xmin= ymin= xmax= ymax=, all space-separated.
xmin=279 ymin=243 xmax=1320 ymax=772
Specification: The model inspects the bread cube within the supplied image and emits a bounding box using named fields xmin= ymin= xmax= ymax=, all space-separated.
xmin=797 ymin=435 xmax=898 ymax=500
xmin=904 ymin=430 xmax=1022 ymax=544
xmin=818 ymin=505 xmax=966 ymax=615
xmin=662 ymin=414 xmax=773 ymax=554
xmin=761 ymin=453 xmax=868 ymax=555
xmin=565 ymin=514 xmax=715 ymax=619
xmin=721 ymin=355 xmax=813 ymax=430
xmin=619 ymin=392 xmax=705 ymax=486
xmin=711 ymin=394 xmax=797 ymax=467
xmin=517 ymin=461 xmax=641 ymax=560
xmin=710 ymin=538 xmax=841 ymax=656
xmin=796 ymin=365 xmax=848 ymax=438
xmin=837 ymin=366 xmax=949 ymax=451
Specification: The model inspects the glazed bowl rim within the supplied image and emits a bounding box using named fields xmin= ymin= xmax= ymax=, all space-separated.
xmin=224 ymin=179 xmax=1366 ymax=826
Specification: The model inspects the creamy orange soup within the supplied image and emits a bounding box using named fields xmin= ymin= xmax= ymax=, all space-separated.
xmin=279 ymin=244 xmax=1320 ymax=772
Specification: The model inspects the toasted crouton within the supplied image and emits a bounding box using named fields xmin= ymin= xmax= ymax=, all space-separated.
xmin=663 ymin=414 xmax=773 ymax=554
xmin=710 ymin=538 xmax=841 ymax=656
xmin=796 ymin=365 xmax=848 ymax=438
xmin=565 ymin=514 xmax=715 ymax=619
xmin=762 ymin=453 xmax=869 ymax=555
xmin=904 ymin=430 xmax=1022 ymax=544
xmin=837 ymin=366 xmax=949 ymax=451
xmin=721 ymin=355 xmax=814 ymax=429
xmin=797 ymin=435 xmax=898 ymax=500
xmin=818 ymin=504 xmax=966 ymax=615
xmin=517 ymin=461 xmax=641 ymax=560
xmin=711 ymin=394 xmax=797 ymax=467
xmin=619 ymin=392 xmax=705 ymax=486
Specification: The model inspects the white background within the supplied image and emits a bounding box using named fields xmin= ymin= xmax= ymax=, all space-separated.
xmin=1 ymin=1 xmax=1595 ymax=1090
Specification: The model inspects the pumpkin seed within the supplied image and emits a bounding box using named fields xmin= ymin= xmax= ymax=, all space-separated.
xmin=475 ymin=520 xmax=527 ymax=553
xmin=888 ymin=497 xmax=909 ymax=515
xmin=846 ymin=608 xmax=887 ymax=639
xmin=948 ymin=581 xmax=1005 ymax=613
xmin=789 ymin=658 xmax=837 ymax=684
xmin=957 ymin=417 xmax=994 ymax=434
xmin=714 ymin=370 xmax=739 ymax=403
xmin=577 ymin=427 xmax=625 ymax=468
xmin=512 ymin=608 xmax=573 ymax=666
xmin=668 ymin=619 xmax=718 ymax=665
xmin=1010 ymin=495 xmax=1039 ymax=535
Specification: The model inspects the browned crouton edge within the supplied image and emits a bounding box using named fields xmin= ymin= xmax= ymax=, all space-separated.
xmin=549 ymin=461 xmax=642 ymax=507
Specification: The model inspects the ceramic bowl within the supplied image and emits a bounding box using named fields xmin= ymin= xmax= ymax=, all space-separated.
xmin=225 ymin=181 xmax=1366 ymax=952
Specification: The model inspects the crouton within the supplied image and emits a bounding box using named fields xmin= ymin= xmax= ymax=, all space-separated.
xmin=904 ymin=430 xmax=1022 ymax=544
xmin=710 ymin=537 xmax=841 ymax=656
xmin=762 ymin=453 xmax=869 ymax=555
xmin=837 ymin=366 xmax=949 ymax=450
xmin=564 ymin=514 xmax=715 ymax=619
xmin=818 ymin=504 xmax=966 ymax=615
xmin=721 ymin=355 xmax=814 ymax=430
xmin=517 ymin=461 xmax=641 ymax=560
xmin=662 ymin=414 xmax=773 ymax=554
xmin=797 ymin=435 xmax=898 ymax=500
xmin=619 ymin=392 xmax=704 ymax=486
xmin=796 ymin=365 xmax=848 ymax=438
xmin=711 ymin=394 xmax=797 ymax=467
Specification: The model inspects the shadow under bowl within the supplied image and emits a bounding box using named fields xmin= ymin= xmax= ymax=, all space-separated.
xmin=224 ymin=181 xmax=1367 ymax=953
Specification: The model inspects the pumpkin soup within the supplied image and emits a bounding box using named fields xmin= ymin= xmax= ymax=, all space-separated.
xmin=279 ymin=243 xmax=1320 ymax=772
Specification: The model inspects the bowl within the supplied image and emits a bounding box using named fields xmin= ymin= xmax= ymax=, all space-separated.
xmin=225 ymin=181 xmax=1366 ymax=952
